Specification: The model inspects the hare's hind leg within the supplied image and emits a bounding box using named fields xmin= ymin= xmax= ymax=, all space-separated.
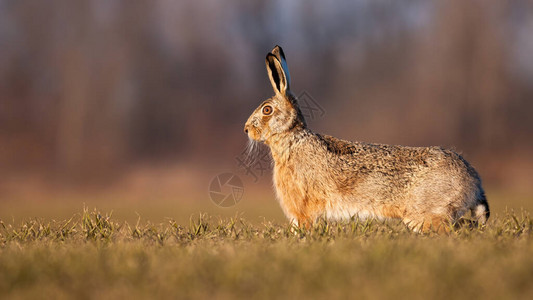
xmin=403 ymin=215 xmax=450 ymax=234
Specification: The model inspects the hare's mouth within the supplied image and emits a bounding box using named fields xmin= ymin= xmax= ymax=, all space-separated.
xmin=244 ymin=123 xmax=261 ymax=141
xmin=246 ymin=129 xmax=262 ymax=142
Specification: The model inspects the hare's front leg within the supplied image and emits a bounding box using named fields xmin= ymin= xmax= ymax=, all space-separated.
xmin=288 ymin=217 xmax=314 ymax=234
xmin=289 ymin=215 xmax=313 ymax=230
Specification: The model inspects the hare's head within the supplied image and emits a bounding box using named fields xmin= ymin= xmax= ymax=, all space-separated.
xmin=244 ymin=46 xmax=306 ymax=143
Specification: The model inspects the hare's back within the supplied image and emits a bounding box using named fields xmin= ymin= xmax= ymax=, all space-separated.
xmin=317 ymin=134 xmax=480 ymax=185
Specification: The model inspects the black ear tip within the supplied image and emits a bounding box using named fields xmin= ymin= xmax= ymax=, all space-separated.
xmin=272 ymin=45 xmax=283 ymax=52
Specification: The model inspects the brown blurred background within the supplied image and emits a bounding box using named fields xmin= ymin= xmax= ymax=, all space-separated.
xmin=0 ymin=0 xmax=532 ymax=223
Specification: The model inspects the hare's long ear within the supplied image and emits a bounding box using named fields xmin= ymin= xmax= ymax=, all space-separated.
xmin=266 ymin=49 xmax=290 ymax=96
xmin=271 ymin=45 xmax=291 ymax=89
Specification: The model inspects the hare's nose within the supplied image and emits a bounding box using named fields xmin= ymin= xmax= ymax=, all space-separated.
xmin=244 ymin=128 xmax=248 ymax=134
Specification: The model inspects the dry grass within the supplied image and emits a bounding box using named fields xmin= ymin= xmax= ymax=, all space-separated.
xmin=1 ymin=208 xmax=533 ymax=299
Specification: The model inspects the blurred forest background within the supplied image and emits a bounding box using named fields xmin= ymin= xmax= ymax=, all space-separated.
xmin=0 ymin=0 xmax=532 ymax=222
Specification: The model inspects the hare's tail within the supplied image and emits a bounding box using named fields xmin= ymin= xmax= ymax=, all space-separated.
xmin=473 ymin=189 xmax=490 ymax=224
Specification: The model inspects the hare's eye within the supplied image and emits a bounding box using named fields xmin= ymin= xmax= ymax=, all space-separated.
xmin=262 ymin=105 xmax=273 ymax=115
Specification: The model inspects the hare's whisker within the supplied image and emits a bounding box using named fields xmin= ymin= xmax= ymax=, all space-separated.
xmin=242 ymin=138 xmax=259 ymax=165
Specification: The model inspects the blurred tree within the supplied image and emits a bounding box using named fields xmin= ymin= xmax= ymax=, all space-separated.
xmin=0 ymin=0 xmax=531 ymax=185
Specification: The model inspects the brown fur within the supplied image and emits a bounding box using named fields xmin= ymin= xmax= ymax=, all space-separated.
xmin=244 ymin=46 xmax=490 ymax=233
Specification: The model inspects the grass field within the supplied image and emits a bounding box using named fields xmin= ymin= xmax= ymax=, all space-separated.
xmin=1 ymin=207 xmax=533 ymax=299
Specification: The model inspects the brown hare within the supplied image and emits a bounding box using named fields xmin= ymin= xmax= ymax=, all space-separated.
xmin=244 ymin=45 xmax=489 ymax=233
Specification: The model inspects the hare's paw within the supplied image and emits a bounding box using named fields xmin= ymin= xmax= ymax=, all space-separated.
xmin=403 ymin=216 xmax=450 ymax=234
